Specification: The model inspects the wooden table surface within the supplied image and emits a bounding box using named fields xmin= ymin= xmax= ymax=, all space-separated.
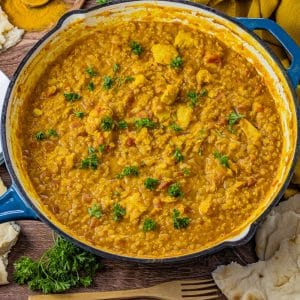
xmin=0 ymin=1 xmax=258 ymax=299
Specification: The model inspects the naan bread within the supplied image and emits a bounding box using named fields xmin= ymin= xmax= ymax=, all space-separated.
xmin=256 ymin=194 xmax=300 ymax=260
xmin=0 ymin=178 xmax=21 ymax=285
xmin=0 ymin=6 xmax=24 ymax=52
xmin=213 ymin=235 xmax=300 ymax=300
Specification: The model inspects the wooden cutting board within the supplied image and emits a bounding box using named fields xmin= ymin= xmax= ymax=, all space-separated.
xmin=0 ymin=1 xmax=258 ymax=299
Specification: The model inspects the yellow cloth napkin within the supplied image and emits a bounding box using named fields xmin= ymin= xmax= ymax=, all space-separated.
xmin=192 ymin=0 xmax=300 ymax=95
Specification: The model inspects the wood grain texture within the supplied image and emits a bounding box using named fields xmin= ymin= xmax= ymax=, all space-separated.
xmin=0 ymin=2 xmax=258 ymax=299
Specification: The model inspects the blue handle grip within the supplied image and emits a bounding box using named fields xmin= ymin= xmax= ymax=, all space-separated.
xmin=236 ymin=18 xmax=300 ymax=89
xmin=0 ymin=185 xmax=38 ymax=223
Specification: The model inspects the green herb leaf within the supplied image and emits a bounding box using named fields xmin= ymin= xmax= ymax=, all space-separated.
xmin=117 ymin=166 xmax=139 ymax=178
xmin=144 ymin=178 xmax=160 ymax=191
xmin=167 ymin=183 xmax=183 ymax=198
xmin=100 ymin=116 xmax=114 ymax=131
xmin=35 ymin=131 xmax=46 ymax=141
xmin=130 ymin=41 xmax=143 ymax=56
xmin=113 ymin=203 xmax=126 ymax=222
xmin=135 ymin=118 xmax=156 ymax=129
xmin=86 ymin=66 xmax=97 ymax=77
xmin=124 ymin=76 xmax=135 ymax=83
xmin=187 ymin=91 xmax=198 ymax=107
xmin=13 ymin=236 xmax=101 ymax=293
xmin=88 ymin=203 xmax=102 ymax=219
xmin=64 ymin=93 xmax=81 ymax=102
xmin=88 ymin=81 xmax=95 ymax=91
xmin=143 ymin=218 xmax=157 ymax=232
xmin=227 ymin=111 xmax=245 ymax=126
xmin=103 ymin=76 xmax=114 ymax=90
xmin=170 ymin=56 xmax=183 ymax=69
xmin=80 ymin=147 xmax=99 ymax=170
xmin=118 ymin=120 xmax=128 ymax=129
xmin=47 ymin=129 xmax=58 ymax=137
xmin=170 ymin=123 xmax=182 ymax=132
xmin=113 ymin=63 xmax=119 ymax=73
xmin=213 ymin=150 xmax=229 ymax=168
xmin=98 ymin=144 xmax=106 ymax=153
xmin=173 ymin=148 xmax=184 ymax=163
xmin=199 ymin=88 xmax=208 ymax=97
xmin=182 ymin=168 xmax=190 ymax=176
xmin=173 ymin=208 xmax=190 ymax=229
xmin=74 ymin=111 xmax=85 ymax=119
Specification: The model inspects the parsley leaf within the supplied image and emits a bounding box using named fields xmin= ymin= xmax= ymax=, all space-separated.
xmin=64 ymin=93 xmax=81 ymax=102
xmin=124 ymin=76 xmax=135 ymax=83
xmin=113 ymin=203 xmax=126 ymax=222
xmin=74 ymin=111 xmax=85 ymax=119
xmin=13 ymin=236 xmax=101 ymax=293
xmin=135 ymin=118 xmax=156 ymax=129
xmin=87 ymin=81 xmax=95 ymax=91
xmin=47 ymin=129 xmax=58 ymax=137
xmin=168 ymin=183 xmax=183 ymax=198
xmin=170 ymin=56 xmax=183 ymax=69
xmin=98 ymin=144 xmax=106 ymax=153
xmin=173 ymin=148 xmax=184 ymax=163
xmin=88 ymin=203 xmax=102 ymax=219
xmin=187 ymin=91 xmax=198 ymax=107
xmin=86 ymin=66 xmax=97 ymax=77
xmin=227 ymin=111 xmax=245 ymax=132
xmin=199 ymin=88 xmax=208 ymax=97
xmin=173 ymin=209 xmax=190 ymax=229
xmin=100 ymin=116 xmax=114 ymax=131
xmin=144 ymin=178 xmax=160 ymax=190
xmin=130 ymin=41 xmax=143 ymax=56
xmin=143 ymin=218 xmax=157 ymax=232
xmin=213 ymin=150 xmax=229 ymax=168
xmin=80 ymin=147 xmax=99 ymax=170
xmin=35 ymin=131 xmax=46 ymax=141
xmin=103 ymin=76 xmax=114 ymax=90
xmin=170 ymin=123 xmax=182 ymax=132
xmin=118 ymin=120 xmax=128 ymax=129
xmin=117 ymin=166 xmax=139 ymax=178
xmin=113 ymin=63 xmax=119 ymax=73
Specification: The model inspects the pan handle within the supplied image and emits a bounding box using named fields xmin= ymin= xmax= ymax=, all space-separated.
xmin=0 ymin=185 xmax=39 ymax=223
xmin=236 ymin=18 xmax=300 ymax=89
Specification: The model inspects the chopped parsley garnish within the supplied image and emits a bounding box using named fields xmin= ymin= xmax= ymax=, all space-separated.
xmin=35 ymin=131 xmax=46 ymax=141
xmin=182 ymin=168 xmax=190 ymax=176
xmin=173 ymin=149 xmax=184 ymax=163
xmin=173 ymin=209 xmax=190 ymax=229
xmin=64 ymin=93 xmax=81 ymax=102
xmin=47 ymin=129 xmax=58 ymax=137
xmin=130 ymin=41 xmax=143 ymax=56
xmin=135 ymin=118 xmax=156 ymax=129
xmin=170 ymin=56 xmax=183 ymax=69
xmin=98 ymin=144 xmax=106 ymax=153
xmin=199 ymin=88 xmax=208 ymax=97
xmin=117 ymin=166 xmax=139 ymax=178
xmin=118 ymin=120 xmax=128 ymax=129
xmin=187 ymin=91 xmax=198 ymax=107
xmin=143 ymin=218 xmax=157 ymax=232
xmin=100 ymin=116 xmax=114 ymax=131
xmin=227 ymin=111 xmax=245 ymax=132
xmin=88 ymin=203 xmax=102 ymax=219
xmin=113 ymin=203 xmax=126 ymax=222
xmin=87 ymin=81 xmax=94 ymax=91
xmin=113 ymin=63 xmax=119 ymax=73
xmin=214 ymin=151 xmax=229 ymax=168
xmin=168 ymin=183 xmax=183 ymax=198
xmin=13 ymin=236 xmax=101 ymax=294
xmin=74 ymin=111 xmax=85 ymax=119
xmin=124 ymin=76 xmax=135 ymax=83
xmin=96 ymin=0 xmax=109 ymax=4
xmin=144 ymin=178 xmax=160 ymax=191
xmin=80 ymin=147 xmax=99 ymax=170
xmin=86 ymin=66 xmax=97 ymax=77
xmin=103 ymin=76 xmax=114 ymax=90
xmin=170 ymin=123 xmax=182 ymax=132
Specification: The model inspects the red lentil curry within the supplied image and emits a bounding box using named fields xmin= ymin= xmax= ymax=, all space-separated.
xmin=17 ymin=19 xmax=283 ymax=258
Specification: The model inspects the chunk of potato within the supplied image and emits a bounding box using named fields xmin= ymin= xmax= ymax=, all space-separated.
xmin=239 ymin=119 xmax=261 ymax=145
xmin=161 ymin=81 xmax=181 ymax=105
xmin=174 ymin=30 xmax=195 ymax=48
xmin=121 ymin=193 xmax=147 ymax=222
xmin=177 ymin=105 xmax=193 ymax=129
xmin=151 ymin=44 xmax=178 ymax=65
xmin=130 ymin=74 xmax=145 ymax=89
xmin=196 ymin=69 xmax=212 ymax=85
